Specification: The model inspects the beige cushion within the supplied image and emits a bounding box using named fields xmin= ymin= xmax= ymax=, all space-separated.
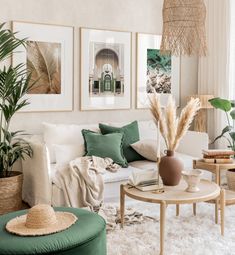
xmin=131 ymin=139 xmax=160 ymax=161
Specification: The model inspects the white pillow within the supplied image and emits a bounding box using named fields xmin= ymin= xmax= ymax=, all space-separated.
xmin=131 ymin=139 xmax=163 ymax=161
xmin=42 ymin=122 xmax=99 ymax=163
xmin=54 ymin=144 xmax=85 ymax=164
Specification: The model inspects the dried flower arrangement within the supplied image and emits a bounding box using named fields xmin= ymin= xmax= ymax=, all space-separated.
xmin=149 ymin=93 xmax=201 ymax=151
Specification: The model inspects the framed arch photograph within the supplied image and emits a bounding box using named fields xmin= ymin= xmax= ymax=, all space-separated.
xmin=80 ymin=28 xmax=131 ymax=110
xmin=136 ymin=33 xmax=181 ymax=109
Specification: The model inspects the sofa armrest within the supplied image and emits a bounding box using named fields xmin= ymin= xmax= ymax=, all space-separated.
xmin=176 ymin=131 xmax=209 ymax=158
xmin=22 ymin=136 xmax=52 ymax=206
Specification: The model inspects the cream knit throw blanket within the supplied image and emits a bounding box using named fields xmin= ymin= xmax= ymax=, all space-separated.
xmin=54 ymin=156 xmax=120 ymax=208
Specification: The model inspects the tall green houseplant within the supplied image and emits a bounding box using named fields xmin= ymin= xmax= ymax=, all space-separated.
xmin=0 ymin=23 xmax=33 ymax=178
xmin=209 ymin=97 xmax=235 ymax=152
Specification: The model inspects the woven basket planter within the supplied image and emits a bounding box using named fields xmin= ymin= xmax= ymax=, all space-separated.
xmin=227 ymin=169 xmax=235 ymax=191
xmin=0 ymin=172 xmax=23 ymax=215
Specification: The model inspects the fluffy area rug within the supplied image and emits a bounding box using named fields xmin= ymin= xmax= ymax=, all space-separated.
xmin=106 ymin=201 xmax=235 ymax=255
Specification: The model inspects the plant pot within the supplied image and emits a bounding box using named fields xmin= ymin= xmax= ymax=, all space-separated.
xmin=159 ymin=150 xmax=183 ymax=186
xmin=227 ymin=169 xmax=235 ymax=191
xmin=0 ymin=171 xmax=23 ymax=215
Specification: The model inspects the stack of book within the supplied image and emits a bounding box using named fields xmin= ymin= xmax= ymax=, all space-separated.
xmin=202 ymin=149 xmax=235 ymax=163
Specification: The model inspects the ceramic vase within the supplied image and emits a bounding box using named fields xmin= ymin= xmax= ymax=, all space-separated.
xmin=159 ymin=150 xmax=183 ymax=186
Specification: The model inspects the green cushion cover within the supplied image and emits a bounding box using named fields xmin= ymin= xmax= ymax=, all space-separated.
xmin=99 ymin=121 xmax=144 ymax=162
xmin=0 ymin=207 xmax=106 ymax=255
xmin=82 ymin=129 xmax=128 ymax=167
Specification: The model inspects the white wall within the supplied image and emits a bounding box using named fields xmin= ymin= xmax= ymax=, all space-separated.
xmin=1 ymin=0 xmax=198 ymax=134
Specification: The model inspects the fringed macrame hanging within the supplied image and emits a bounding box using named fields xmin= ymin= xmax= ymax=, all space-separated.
xmin=160 ymin=0 xmax=207 ymax=57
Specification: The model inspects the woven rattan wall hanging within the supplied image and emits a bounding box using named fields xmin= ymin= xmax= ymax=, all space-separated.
xmin=160 ymin=0 xmax=207 ymax=57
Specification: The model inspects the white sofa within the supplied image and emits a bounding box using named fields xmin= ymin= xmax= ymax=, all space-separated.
xmin=21 ymin=120 xmax=210 ymax=207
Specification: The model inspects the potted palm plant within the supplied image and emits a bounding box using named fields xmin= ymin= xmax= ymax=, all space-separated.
xmin=0 ymin=23 xmax=33 ymax=215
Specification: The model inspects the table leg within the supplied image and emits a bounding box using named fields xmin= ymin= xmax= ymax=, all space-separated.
xmin=176 ymin=204 xmax=179 ymax=216
xmin=120 ymin=185 xmax=125 ymax=229
xmin=160 ymin=201 xmax=166 ymax=255
xmin=215 ymin=167 xmax=220 ymax=186
xmin=220 ymin=189 xmax=225 ymax=236
xmin=215 ymin=197 xmax=219 ymax=224
xmin=193 ymin=203 xmax=196 ymax=216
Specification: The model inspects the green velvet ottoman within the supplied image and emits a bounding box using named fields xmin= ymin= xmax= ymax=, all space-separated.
xmin=0 ymin=207 xmax=106 ymax=255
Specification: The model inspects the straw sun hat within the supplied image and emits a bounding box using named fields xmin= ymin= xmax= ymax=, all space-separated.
xmin=6 ymin=204 xmax=77 ymax=236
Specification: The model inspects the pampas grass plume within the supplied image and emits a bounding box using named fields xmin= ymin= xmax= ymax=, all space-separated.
xmin=149 ymin=94 xmax=200 ymax=151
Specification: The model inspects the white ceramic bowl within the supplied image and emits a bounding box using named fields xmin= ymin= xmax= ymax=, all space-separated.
xmin=182 ymin=169 xmax=202 ymax=193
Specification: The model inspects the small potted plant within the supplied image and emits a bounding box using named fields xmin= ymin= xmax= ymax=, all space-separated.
xmin=209 ymin=97 xmax=235 ymax=189
xmin=0 ymin=23 xmax=33 ymax=214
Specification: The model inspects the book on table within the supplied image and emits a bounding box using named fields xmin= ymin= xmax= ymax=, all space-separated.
xmin=202 ymin=149 xmax=235 ymax=163
xmin=128 ymin=169 xmax=163 ymax=191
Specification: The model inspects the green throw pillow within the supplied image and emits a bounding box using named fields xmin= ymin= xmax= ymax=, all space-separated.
xmin=99 ymin=121 xmax=144 ymax=162
xmin=82 ymin=129 xmax=128 ymax=167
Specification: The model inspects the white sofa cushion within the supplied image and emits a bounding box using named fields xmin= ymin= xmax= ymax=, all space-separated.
xmin=42 ymin=122 xmax=99 ymax=163
xmin=54 ymin=144 xmax=85 ymax=164
xmin=129 ymin=160 xmax=157 ymax=170
xmin=102 ymin=166 xmax=143 ymax=184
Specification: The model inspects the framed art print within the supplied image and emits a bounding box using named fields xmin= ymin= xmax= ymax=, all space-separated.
xmin=12 ymin=21 xmax=73 ymax=112
xmin=80 ymin=28 xmax=131 ymax=110
xmin=136 ymin=33 xmax=180 ymax=108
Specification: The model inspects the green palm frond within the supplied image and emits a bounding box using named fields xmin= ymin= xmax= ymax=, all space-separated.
xmin=0 ymin=23 xmax=27 ymax=61
xmin=0 ymin=23 xmax=35 ymax=174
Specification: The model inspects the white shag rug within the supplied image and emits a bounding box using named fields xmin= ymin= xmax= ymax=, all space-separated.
xmin=107 ymin=202 xmax=235 ymax=255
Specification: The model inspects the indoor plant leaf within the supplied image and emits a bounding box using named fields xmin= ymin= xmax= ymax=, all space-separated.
xmin=231 ymin=100 xmax=235 ymax=108
xmin=211 ymin=125 xmax=233 ymax=144
xmin=230 ymin=109 xmax=235 ymax=120
xmin=229 ymin=132 xmax=235 ymax=141
xmin=209 ymin=97 xmax=232 ymax=112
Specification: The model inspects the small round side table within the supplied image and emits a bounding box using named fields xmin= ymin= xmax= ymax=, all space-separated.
xmin=120 ymin=180 xmax=224 ymax=255
xmin=193 ymin=159 xmax=235 ymax=223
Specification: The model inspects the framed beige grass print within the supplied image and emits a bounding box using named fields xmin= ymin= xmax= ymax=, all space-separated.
xmin=12 ymin=21 xmax=73 ymax=112
xmin=80 ymin=28 xmax=131 ymax=110
xmin=136 ymin=33 xmax=180 ymax=108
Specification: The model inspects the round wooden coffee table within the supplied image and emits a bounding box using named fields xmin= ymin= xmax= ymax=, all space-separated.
xmin=120 ymin=180 xmax=224 ymax=255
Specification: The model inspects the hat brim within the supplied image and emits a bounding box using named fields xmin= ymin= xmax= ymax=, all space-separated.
xmin=5 ymin=212 xmax=77 ymax=236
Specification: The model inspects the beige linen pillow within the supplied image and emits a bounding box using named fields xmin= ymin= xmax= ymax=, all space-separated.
xmin=131 ymin=139 xmax=162 ymax=161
